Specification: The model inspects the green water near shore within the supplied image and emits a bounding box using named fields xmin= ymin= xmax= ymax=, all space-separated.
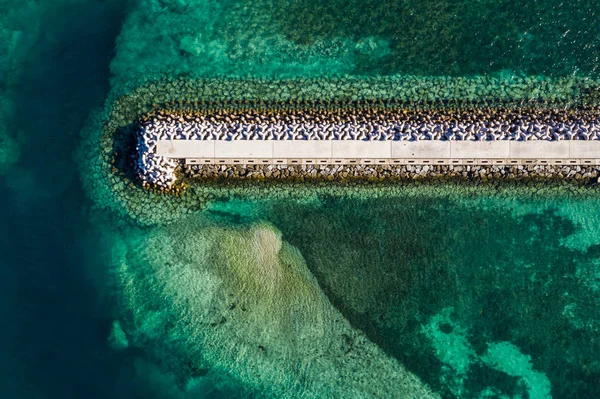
xmin=2 ymin=0 xmax=600 ymax=398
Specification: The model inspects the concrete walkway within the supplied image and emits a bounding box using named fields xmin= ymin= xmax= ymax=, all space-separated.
xmin=156 ymin=140 xmax=600 ymax=166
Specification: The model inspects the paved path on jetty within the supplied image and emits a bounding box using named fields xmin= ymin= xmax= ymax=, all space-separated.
xmin=156 ymin=140 xmax=600 ymax=166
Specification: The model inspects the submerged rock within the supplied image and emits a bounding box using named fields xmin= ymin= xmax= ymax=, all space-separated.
xmin=0 ymin=128 xmax=19 ymax=173
xmin=108 ymin=320 xmax=129 ymax=350
xmin=111 ymin=219 xmax=437 ymax=398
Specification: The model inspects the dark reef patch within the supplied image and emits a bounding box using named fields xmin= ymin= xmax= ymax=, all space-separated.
xmin=261 ymin=197 xmax=600 ymax=398
xmin=266 ymin=0 xmax=600 ymax=77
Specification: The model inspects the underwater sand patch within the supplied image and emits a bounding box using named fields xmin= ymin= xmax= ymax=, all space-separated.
xmin=111 ymin=219 xmax=439 ymax=398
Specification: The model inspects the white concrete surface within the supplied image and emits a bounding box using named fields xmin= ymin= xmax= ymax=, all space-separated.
xmin=392 ymin=141 xmax=451 ymax=158
xmin=214 ymin=140 xmax=272 ymax=158
xmin=274 ymin=141 xmax=332 ymax=158
xmin=157 ymin=140 xmax=215 ymax=158
xmin=569 ymin=141 xmax=600 ymax=158
xmin=156 ymin=139 xmax=600 ymax=164
xmin=332 ymin=141 xmax=391 ymax=158
xmin=451 ymin=141 xmax=510 ymax=158
xmin=509 ymin=141 xmax=570 ymax=159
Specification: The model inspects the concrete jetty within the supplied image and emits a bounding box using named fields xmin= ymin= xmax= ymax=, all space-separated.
xmin=135 ymin=105 xmax=600 ymax=188
xmin=156 ymin=139 xmax=600 ymax=167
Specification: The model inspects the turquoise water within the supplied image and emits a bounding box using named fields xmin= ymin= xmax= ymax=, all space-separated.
xmin=2 ymin=0 xmax=600 ymax=398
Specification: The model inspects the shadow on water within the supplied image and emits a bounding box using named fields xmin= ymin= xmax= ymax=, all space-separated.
xmin=112 ymin=121 xmax=141 ymax=184
xmin=0 ymin=1 xmax=141 ymax=398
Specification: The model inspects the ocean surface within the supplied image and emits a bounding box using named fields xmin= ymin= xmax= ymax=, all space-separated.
xmin=1 ymin=0 xmax=599 ymax=398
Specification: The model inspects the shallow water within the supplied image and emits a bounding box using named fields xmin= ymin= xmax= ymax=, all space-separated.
xmin=1 ymin=0 xmax=600 ymax=398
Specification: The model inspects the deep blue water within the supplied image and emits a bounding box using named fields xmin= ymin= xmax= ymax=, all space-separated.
xmin=0 ymin=2 xmax=136 ymax=397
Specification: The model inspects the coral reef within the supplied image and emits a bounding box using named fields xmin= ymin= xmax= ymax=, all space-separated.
xmin=422 ymin=309 xmax=552 ymax=398
xmin=267 ymin=0 xmax=600 ymax=77
xmin=422 ymin=308 xmax=478 ymax=396
xmin=482 ymin=342 xmax=551 ymax=399
xmin=256 ymin=196 xmax=600 ymax=398
xmin=112 ymin=219 xmax=437 ymax=398
xmin=110 ymin=0 xmax=600 ymax=85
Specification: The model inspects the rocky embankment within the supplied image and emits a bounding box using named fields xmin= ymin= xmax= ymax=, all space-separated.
xmin=186 ymin=164 xmax=600 ymax=185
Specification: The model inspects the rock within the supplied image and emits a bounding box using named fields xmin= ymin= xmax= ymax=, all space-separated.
xmin=107 ymin=320 xmax=129 ymax=350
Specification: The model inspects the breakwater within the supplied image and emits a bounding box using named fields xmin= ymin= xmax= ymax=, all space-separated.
xmin=135 ymin=105 xmax=600 ymax=188
xmin=81 ymin=76 xmax=600 ymax=224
